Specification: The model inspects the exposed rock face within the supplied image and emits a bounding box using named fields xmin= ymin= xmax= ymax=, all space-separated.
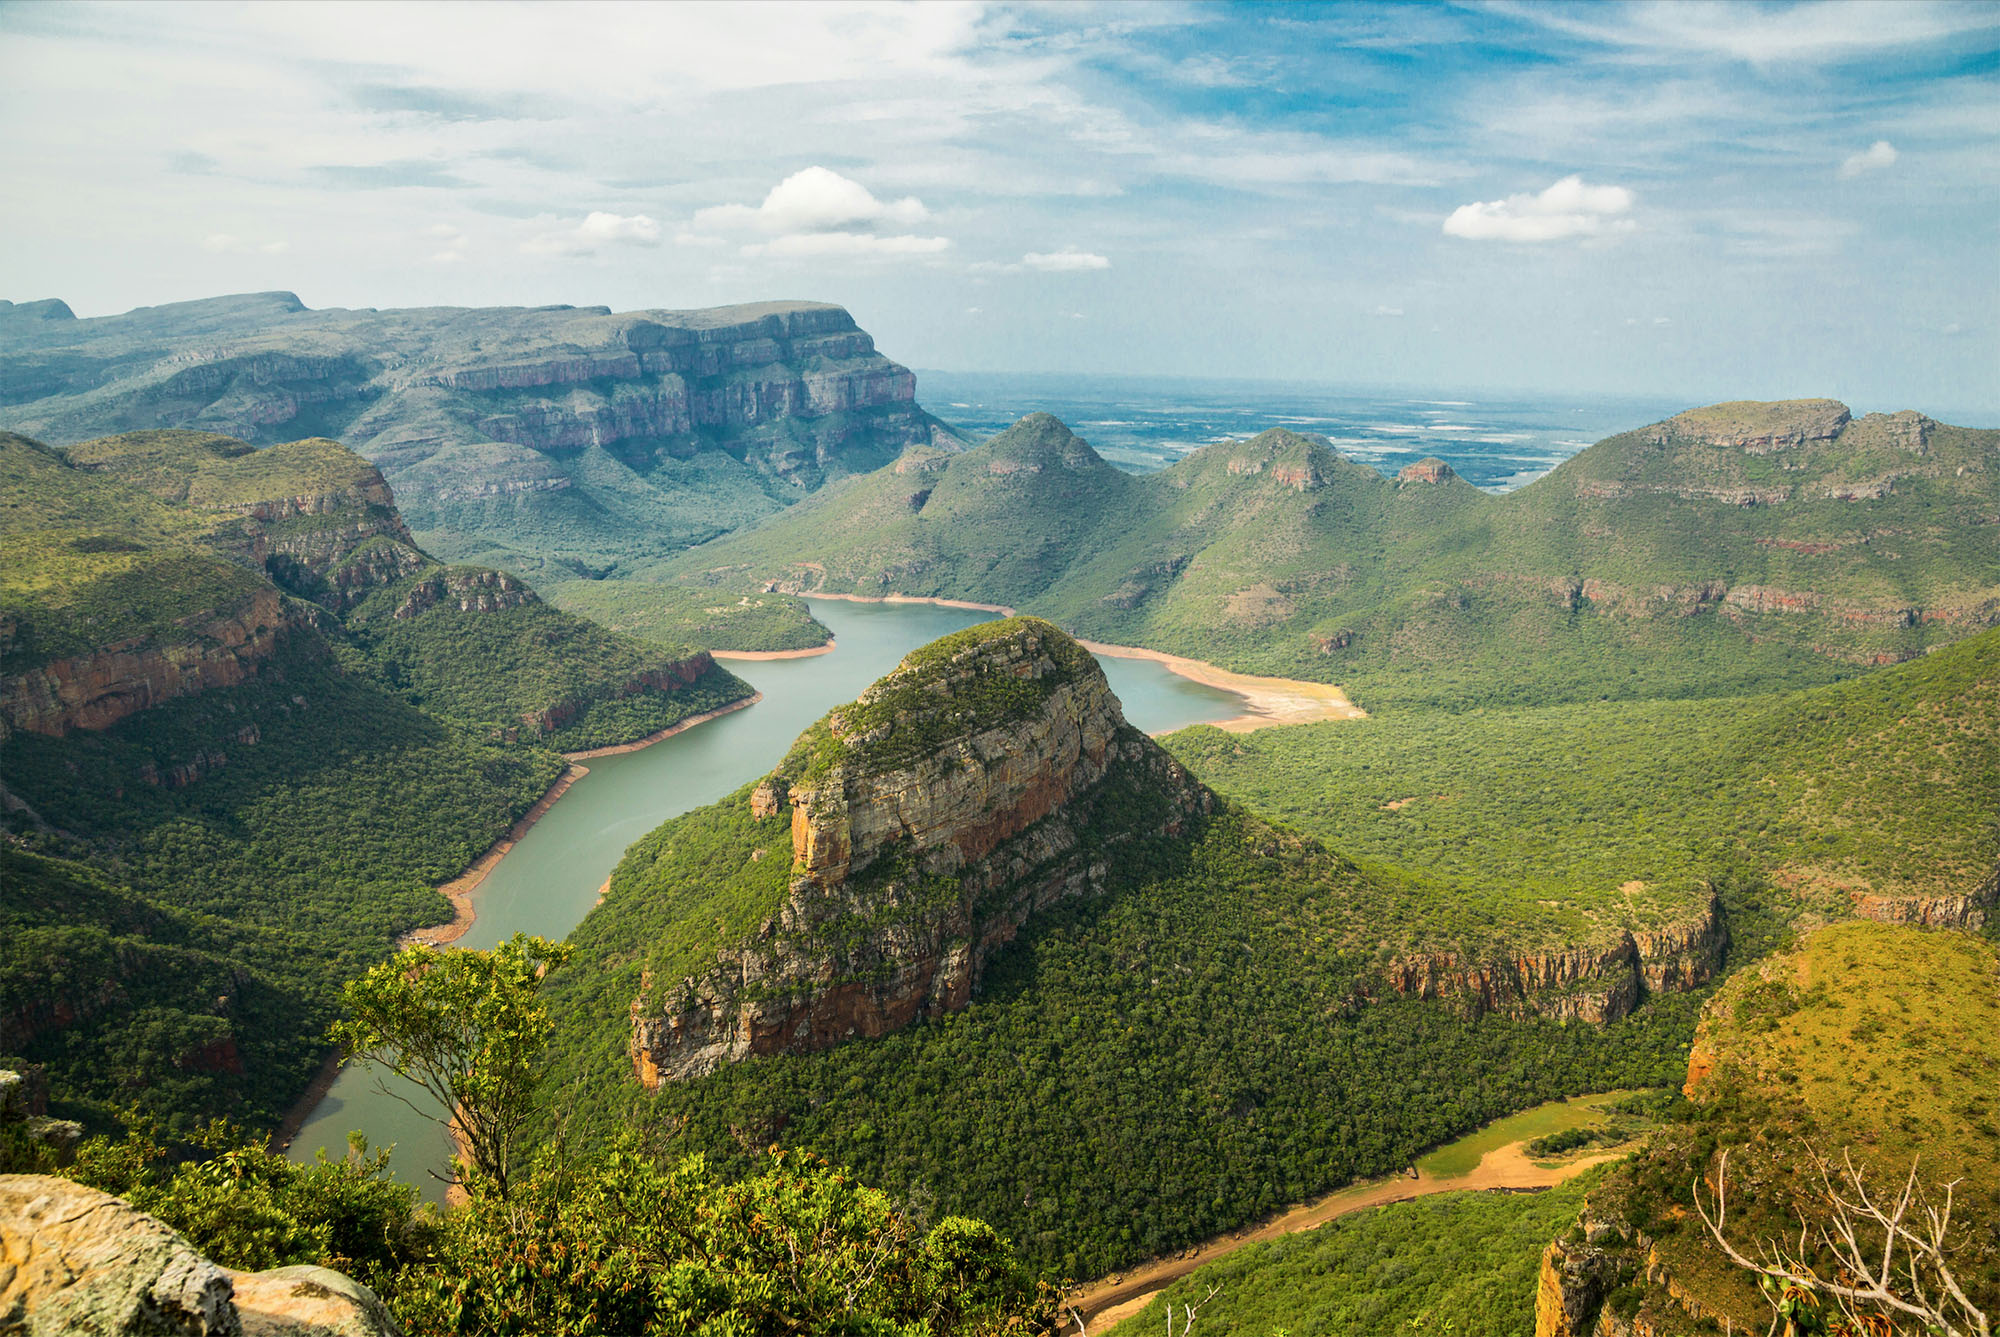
xmin=1397 ymin=458 xmax=1457 ymax=485
xmin=0 ymin=1176 xmax=400 ymax=1337
xmin=0 ymin=588 xmax=309 ymax=739
xmin=1381 ymin=895 xmax=1726 ymax=1023
xmin=1646 ymin=398 xmax=1850 ymax=452
xmin=0 ymin=296 xmax=964 ymax=567
xmin=390 ymin=568 xmax=537 ymax=620
xmin=1851 ymin=861 xmax=1997 ymax=929
xmin=629 ymin=619 xmax=1212 ymax=1084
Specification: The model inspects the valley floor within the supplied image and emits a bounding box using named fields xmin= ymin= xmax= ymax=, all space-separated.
xmin=1077 ymin=1093 xmax=1640 ymax=1328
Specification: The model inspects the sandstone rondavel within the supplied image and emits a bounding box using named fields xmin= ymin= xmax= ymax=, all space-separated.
xmin=628 ymin=618 xmax=1214 ymax=1084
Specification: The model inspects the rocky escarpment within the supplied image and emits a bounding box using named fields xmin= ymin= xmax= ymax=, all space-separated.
xmin=628 ymin=618 xmax=1212 ymax=1085
xmin=0 ymin=295 xmax=965 ymax=571
xmin=1379 ymin=895 xmax=1726 ymax=1023
xmin=0 ymin=585 xmax=311 ymax=740
xmin=0 ymin=1175 xmax=400 ymax=1336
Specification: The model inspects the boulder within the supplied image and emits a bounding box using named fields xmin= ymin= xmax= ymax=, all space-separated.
xmin=0 ymin=1176 xmax=399 ymax=1337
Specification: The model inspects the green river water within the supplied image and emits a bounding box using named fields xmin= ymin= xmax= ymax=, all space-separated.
xmin=289 ymin=598 xmax=1245 ymax=1192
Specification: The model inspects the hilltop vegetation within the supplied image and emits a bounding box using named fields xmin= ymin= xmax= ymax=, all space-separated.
xmin=1540 ymin=922 xmax=2000 ymax=1332
xmin=661 ymin=403 xmax=1999 ymax=708
xmin=544 ymin=578 xmax=832 ymax=654
xmin=1167 ymin=627 xmax=2000 ymax=953
xmin=0 ymin=426 xmax=747 ymax=1131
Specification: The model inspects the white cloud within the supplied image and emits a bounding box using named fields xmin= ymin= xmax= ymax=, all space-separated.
xmin=1022 ymin=248 xmax=1110 ymax=272
xmin=202 ymin=233 xmax=289 ymax=255
xmin=522 ymin=211 xmax=660 ymax=256
xmin=576 ymin=211 xmax=662 ymax=245
xmin=695 ymin=166 xmax=929 ymax=235
xmin=741 ymin=231 xmax=950 ymax=259
xmin=1500 ymin=0 xmax=1996 ymax=66
xmin=1839 ymin=140 xmax=1898 ymax=178
xmin=1442 ymin=175 xmax=1636 ymax=243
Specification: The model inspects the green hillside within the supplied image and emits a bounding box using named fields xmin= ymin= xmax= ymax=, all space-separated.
xmin=660 ymin=402 xmax=2000 ymax=708
xmin=1167 ymin=627 xmax=2000 ymax=951
xmin=0 ymin=427 xmax=749 ymax=1132
xmin=543 ymin=579 xmax=831 ymax=654
xmin=540 ymin=795 xmax=1698 ymax=1283
xmin=1542 ymin=922 xmax=2000 ymax=1332
xmin=530 ymin=621 xmax=1710 ymax=1283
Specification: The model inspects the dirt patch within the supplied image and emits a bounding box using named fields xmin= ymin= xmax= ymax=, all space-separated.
xmin=1068 ymin=1139 xmax=1625 ymax=1328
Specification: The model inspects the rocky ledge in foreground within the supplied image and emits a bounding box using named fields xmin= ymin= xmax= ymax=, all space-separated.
xmin=628 ymin=616 xmax=1212 ymax=1084
xmin=0 ymin=1175 xmax=398 ymax=1337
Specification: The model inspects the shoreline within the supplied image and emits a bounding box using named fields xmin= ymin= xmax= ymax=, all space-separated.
xmin=802 ymin=591 xmax=1019 ymax=616
xmin=560 ymin=691 xmax=761 ymax=759
xmin=1072 ymin=1139 xmax=1624 ymax=1327
xmin=712 ymin=642 xmax=835 ymax=661
xmin=270 ymin=1049 xmax=345 ymax=1154
xmin=399 ymin=760 xmax=592 ymax=949
xmin=281 ymin=689 xmax=762 ymax=1161
xmin=1077 ymin=639 xmax=1366 ymax=732
xmin=783 ymin=591 xmax=1362 ymax=732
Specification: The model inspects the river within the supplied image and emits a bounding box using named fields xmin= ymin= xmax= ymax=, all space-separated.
xmin=288 ymin=597 xmax=1245 ymax=1192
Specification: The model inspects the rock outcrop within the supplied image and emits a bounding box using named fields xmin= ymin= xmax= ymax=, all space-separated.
xmin=1397 ymin=457 xmax=1457 ymax=485
xmin=1646 ymin=399 xmax=1851 ymax=452
xmin=0 ymin=1176 xmax=400 ymax=1336
xmin=0 ymin=586 xmax=310 ymax=739
xmin=629 ymin=618 xmax=1212 ymax=1084
xmin=1380 ymin=896 xmax=1726 ymax=1023
xmin=0 ymin=295 xmax=964 ymax=569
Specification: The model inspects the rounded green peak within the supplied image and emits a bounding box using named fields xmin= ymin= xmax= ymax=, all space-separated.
xmin=977 ymin=413 xmax=1108 ymax=470
xmin=770 ymin=616 xmax=1108 ymax=787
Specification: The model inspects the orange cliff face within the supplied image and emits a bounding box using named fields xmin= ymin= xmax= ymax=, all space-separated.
xmin=1378 ymin=896 xmax=1727 ymax=1025
xmin=0 ymin=585 xmax=308 ymax=741
xmin=628 ymin=620 xmax=1212 ymax=1087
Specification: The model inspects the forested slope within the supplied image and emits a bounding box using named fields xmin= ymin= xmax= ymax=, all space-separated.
xmin=0 ymin=427 xmax=748 ymax=1133
xmin=660 ymin=401 xmax=2000 ymax=708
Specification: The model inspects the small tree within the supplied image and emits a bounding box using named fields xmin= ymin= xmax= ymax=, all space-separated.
xmin=1695 ymin=1146 xmax=1992 ymax=1337
xmin=331 ymin=933 xmax=571 ymax=1199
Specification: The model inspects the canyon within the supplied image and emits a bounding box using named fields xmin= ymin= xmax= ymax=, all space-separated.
xmin=0 ymin=295 xmax=964 ymax=575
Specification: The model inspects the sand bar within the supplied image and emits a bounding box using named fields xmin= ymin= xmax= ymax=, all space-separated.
xmin=790 ymin=592 xmax=1361 ymax=730
xmin=1076 ymin=640 xmax=1364 ymax=732
xmin=1073 ymin=1139 xmax=1626 ymax=1327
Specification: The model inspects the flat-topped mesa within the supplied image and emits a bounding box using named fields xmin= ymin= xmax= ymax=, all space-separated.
xmin=1379 ymin=894 xmax=1727 ymax=1024
xmin=1397 ymin=457 xmax=1457 ymax=485
xmin=630 ymin=618 xmax=1213 ymax=1085
xmin=1645 ymin=399 xmax=1851 ymax=452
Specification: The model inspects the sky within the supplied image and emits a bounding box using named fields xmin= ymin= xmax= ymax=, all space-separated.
xmin=2 ymin=0 xmax=1996 ymax=415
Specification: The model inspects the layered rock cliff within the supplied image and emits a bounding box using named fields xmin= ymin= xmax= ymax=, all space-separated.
xmin=0 ymin=295 xmax=965 ymax=574
xmin=628 ymin=617 xmax=1212 ymax=1084
xmin=0 ymin=584 xmax=313 ymax=740
xmin=1379 ymin=895 xmax=1727 ymax=1023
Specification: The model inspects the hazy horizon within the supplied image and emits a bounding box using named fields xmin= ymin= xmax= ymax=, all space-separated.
xmin=4 ymin=1 xmax=1995 ymax=414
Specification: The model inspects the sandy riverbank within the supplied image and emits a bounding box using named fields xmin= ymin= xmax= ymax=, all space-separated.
xmin=1074 ymin=1139 xmax=1626 ymax=1328
xmin=712 ymin=642 xmax=835 ymax=661
xmin=399 ymin=761 xmax=590 ymax=949
xmin=791 ymin=593 xmax=1360 ymax=730
xmin=1079 ymin=640 xmax=1364 ymax=732
xmin=803 ymin=591 xmax=1019 ymax=616
xmin=401 ymin=693 xmax=762 ymax=948
xmin=561 ymin=692 xmax=761 ymax=759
